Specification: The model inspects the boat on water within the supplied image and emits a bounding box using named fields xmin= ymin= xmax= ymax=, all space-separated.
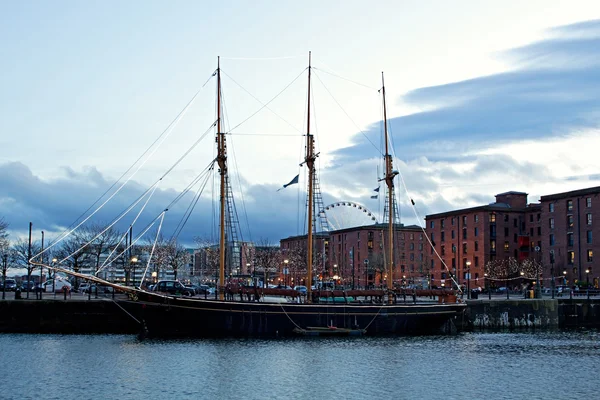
xmin=32 ymin=53 xmax=466 ymax=338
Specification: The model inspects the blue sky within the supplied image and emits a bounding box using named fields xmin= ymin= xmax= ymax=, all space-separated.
xmin=2 ymin=1 xmax=600 ymax=248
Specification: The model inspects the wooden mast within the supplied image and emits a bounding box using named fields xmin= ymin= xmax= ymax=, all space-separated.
xmin=382 ymin=72 xmax=397 ymax=304
xmin=216 ymin=56 xmax=227 ymax=301
xmin=305 ymin=52 xmax=315 ymax=303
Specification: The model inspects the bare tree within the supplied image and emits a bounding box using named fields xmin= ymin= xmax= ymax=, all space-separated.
xmin=253 ymin=238 xmax=281 ymax=287
xmin=78 ymin=223 xmax=121 ymax=276
xmin=143 ymin=231 xmax=170 ymax=283
xmin=520 ymin=258 xmax=543 ymax=280
xmin=0 ymin=218 xmax=10 ymax=281
xmin=0 ymin=217 xmax=8 ymax=254
xmin=57 ymin=233 xmax=92 ymax=279
xmin=368 ymin=253 xmax=385 ymax=287
xmin=484 ymin=258 xmax=520 ymax=288
xmin=11 ymin=238 xmax=42 ymax=297
xmin=193 ymin=236 xmax=220 ymax=283
xmin=166 ymin=239 xmax=189 ymax=281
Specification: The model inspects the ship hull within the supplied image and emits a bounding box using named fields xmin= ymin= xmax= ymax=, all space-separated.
xmin=119 ymin=292 xmax=466 ymax=338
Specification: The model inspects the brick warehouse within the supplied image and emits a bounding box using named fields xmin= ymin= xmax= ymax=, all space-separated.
xmin=539 ymin=186 xmax=600 ymax=288
xmin=425 ymin=191 xmax=542 ymax=289
xmin=279 ymin=186 xmax=600 ymax=291
xmin=280 ymin=224 xmax=426 ymax=288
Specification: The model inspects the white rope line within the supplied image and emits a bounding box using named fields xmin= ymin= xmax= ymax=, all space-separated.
xmin=31 ymin=89 xmax=202 ymax=262
xmin=75 ymin=211 xmax=165 ymax=277
xmin=95 ymin=181 xmax=163 ymax=275
xmin=57 ymin=180 xmax=163 ymax=265
xmin=220 ymin=55 xmax=304 ymax=60
xmin=397 ymin=168 xmax=462 ymax=293
xmin=141 ymin=212 xmax=166 ymax=286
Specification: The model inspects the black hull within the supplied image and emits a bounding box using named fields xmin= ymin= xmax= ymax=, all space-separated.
xmin=119 ymin=292 xmax=466 ymax=338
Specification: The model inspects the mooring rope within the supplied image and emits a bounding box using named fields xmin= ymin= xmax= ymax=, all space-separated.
xmin=278 ymin=303 xmax=305 ymax=331
xmin=111 ymin=298 xmax=141 ymax=325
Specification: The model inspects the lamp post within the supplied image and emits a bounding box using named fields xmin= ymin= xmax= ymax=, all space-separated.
xmin=2 ymin=253 xmax=7 ymax=300
xmin=534 ymin=246 xmax=541 ymax=299
xmin=466 ymin=261 xmax=471 ymax=299
xmin=484 ymin=273 xmax=491 ymax=300
xmin=283 ymin=259 xmax=289 ymax=287
xmin=550 ymin=250 xmax=555 ymax=299
xmin=506 ymin=269 xmax=510 ymax=300
xmin=333 ymin=264 xmax=337 ymax=286
xmin=364 ymin=259 xmax=369 ymax=289
xmin=52 ymin=257 xmax=57 ymax=296
xmin=40 ymin=230 xmax=44 ymax=300
xmin=131 ymin=256 xmax=138 ymax=288
xmin=586 ymin=269 xmax=590 ymax=300
xmin=563 ymin=270 xmax=570 ymax=299
xmin=246 ymin=263 xmax=252 ymax=286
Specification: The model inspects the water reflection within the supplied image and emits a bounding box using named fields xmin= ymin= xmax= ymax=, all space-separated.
xmin=2 ymin=331 xmax=598 ymax=400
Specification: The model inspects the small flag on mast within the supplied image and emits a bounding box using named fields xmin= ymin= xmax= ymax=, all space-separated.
xmin=277 ymin=174 xmax=299 ymax=192
xmin=370 ymin=195 xmax=378 ymax=199
xmin=373 ymin=187 xmax=380 ymax=192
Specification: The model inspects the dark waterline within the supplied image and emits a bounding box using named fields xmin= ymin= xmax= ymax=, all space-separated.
xmin=2 ymin=331 xmax=599 ymax=400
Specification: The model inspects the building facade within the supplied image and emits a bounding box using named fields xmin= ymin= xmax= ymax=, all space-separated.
xmin=425 ymin=192 xmax=542 ymax=289
xmin=540 ymin=186 xmax=600 ymax=288
xmin=280 ymin=224 xmax=426 ymax=288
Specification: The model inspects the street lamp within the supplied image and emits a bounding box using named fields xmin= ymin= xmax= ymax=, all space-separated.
xmin=2 ymin=253 xmax=7 ymax=300
xmin=283 ymin=259 xmax=289 ymax=287
xmin=550 ymin=250 xmax=555 ymax=299
xmin=466 ymin=261 xmax=471 ymax=299
xmin=586 ymin=268 xmax=590 ymax=300
xmin=333 ymin=264 xmax=337 ymax=285
xmin=151 ymin=271 xmax=157 ymax=284
xmin=131 ymin=256 xmax=138 ymax=288
xmin=364 ymin=259 xmax=369 ymax=289
xmin=52 ymin=257 xmax=58 ymax=295
xmin=484 ymin=272 xmax=491 ymax=300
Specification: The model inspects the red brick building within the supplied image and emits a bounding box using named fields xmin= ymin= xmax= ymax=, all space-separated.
xmin=280 ymin=223 xmax=426 ymax=288
xmin=278 ymin=186 xmax=600 ymax=291
xmin=540 ymin=186 xmax=600 ymax=288
xmin=425 ymin=192 xmax=542 ymax=289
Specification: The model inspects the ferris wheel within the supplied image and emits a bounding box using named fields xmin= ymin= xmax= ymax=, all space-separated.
xmin=320 ymin=201 xmax=378 ymax=231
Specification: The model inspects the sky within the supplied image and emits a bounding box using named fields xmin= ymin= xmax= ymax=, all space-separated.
xmin=2 ymin=0 xmax=600 ymax=250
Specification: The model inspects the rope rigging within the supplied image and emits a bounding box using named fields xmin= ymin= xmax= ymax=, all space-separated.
xmin=222 ymin=68 xmax=306 ymax=134
xmin=312 ymin=69 xmax=382 ymax=157
xmin=40 ymin=77 xmax=213 ymax=253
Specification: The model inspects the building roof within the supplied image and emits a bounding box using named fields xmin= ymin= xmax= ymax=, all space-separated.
xmin=495 ymin=191 xmax=528 ymax=196
xmin=540 ymin=186 xmax=600 ymax=201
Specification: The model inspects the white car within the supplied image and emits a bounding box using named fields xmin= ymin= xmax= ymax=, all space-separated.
xmin=44 ymin=279 xmax=72 ymax=292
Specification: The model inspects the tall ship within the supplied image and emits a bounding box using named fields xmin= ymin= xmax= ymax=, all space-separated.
xmin=32 ymin=54 xmax=465 ymax=338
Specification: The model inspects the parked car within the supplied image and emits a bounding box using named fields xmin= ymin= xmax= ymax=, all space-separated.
xmin=44 ymin=279 xmax=72 ymax=293
xmin=294 ymin=285 xmax=307 ymax=295
xmin=78 ymin=283 xmax=92 ymax=293
xmin=2 ymin=279 xmax=17 ymax=291
xmin=82 ymin=284 xmax=114 ymax=294
xmin=197 ymin=284 xmax=214 ymax=295
xmin=20 ymin=280 xmax=36 ymax=291
xmin=152 ymin=280 xmax=194 ymax=296
xmin=185 ymin=284 xmax=201 ymax=295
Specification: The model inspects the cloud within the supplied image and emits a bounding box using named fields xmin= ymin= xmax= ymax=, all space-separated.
xmin=4 ymin=20 xmax=600 ymax=247
xmin=323 ymin=19 xmax=600 ymax=223
xmin=333 ymin=19 xmax=600 ymax=165
xmin=0 ymin=162 xmax=300 ymax=247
